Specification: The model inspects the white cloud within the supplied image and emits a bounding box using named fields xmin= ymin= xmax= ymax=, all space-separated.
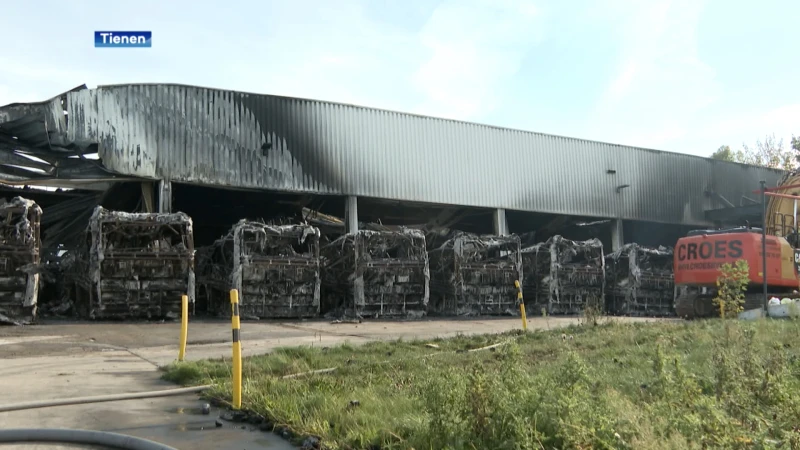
xmin=702 ymin=104 xmax=800 ymax=149
xmin=0 ymin=57 xmax=94 ymax=106
xmin=411 ymin=0 xmax=543 ymax=120
xmin=588 ymin=0 xmax=721 ymax=150
xmin=215 ymin=1 xmax=425 ymax=113
xmin=208 ymin=0 xmax=543 ymax=123
xmin=7 ymin=0 xmax=793 ymax=164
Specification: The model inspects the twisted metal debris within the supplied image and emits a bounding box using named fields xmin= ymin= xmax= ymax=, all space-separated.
xmin=321 ymin=229 xmax=429 ymax=319
xmin=197 ymin=220 xmax=321 ymax=319
xmin=522 ymin=235 xmax=605 ymax=315
xmin=0 ymin=197 xmax=42 ymax=325
xmin=67 ymin=207 xmax=195 ymax=320
xmin=428 ymin=232 xmax=521 ymax=316
xmin=606 ymin=244 xmax=675 ymax=316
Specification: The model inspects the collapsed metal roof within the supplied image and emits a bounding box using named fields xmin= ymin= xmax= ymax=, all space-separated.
xmin=0 ymin=85 xmax=133 ymax=189
xmin=0 ymin=83 xmax=786 ymax=225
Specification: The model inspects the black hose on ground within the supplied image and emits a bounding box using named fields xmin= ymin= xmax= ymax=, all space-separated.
xmin=0 ymin=428 xmax=178 ymax=450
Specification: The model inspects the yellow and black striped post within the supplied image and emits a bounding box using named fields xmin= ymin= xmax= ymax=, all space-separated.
xmin=514 ymin=280 xmax=528 ymax=331
xmin=178 ymin=294 xmax=189 ymax=361
xmin=230 ymin=289 xmax=242 ymax=410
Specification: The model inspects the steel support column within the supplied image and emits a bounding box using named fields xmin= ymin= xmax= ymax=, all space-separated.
xmin=611 ymin=219 xmax=624 ymax=251
xmin=493 ymin=208 xmax=509 ymax=236
xmin=345 ymin=196 xmax=358 ymax=235
xmin=158 ymin=180 xmax=172 ymax=213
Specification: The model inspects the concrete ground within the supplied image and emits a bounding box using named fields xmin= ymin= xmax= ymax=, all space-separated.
xmin=0 ymin=315 xmax=671 ymax=449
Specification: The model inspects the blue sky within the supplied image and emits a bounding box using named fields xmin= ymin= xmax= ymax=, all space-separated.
xmin=1 ymin=0 xmax=798 ymax=158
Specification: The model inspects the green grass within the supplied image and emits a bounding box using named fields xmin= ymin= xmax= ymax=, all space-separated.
xmin=163 ymin=318 xmax=800 ymax=450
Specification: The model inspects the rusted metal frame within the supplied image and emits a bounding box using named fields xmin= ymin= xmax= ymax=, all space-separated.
xmin=525 ymin=236 xmax=604 ymax=315
xmin=249 ymin=258 xmax=317 ymax=267
xmin=82 ymin=208 xmax=195 ymax=320
xmin=102 ymin=252 xmax=191 ymax=258
xmin=363 ymin=261 xmax=425 ymax=268
xmin=0 ymin=197 xmax=42 ymax=323
xmin=204 ymin=221 xmax=321 ymax=319
xmin=323 ymin=229 xmax=428 ymax=318
xmin=605 ymin=244 xmax=674 ymax=316
xmin=431 ymin=234 xmax=521 ymax=316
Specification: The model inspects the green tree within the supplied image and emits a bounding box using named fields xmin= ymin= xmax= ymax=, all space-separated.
xmin=711 ymin=145 xmax=735 ymax=162
xmin=712 ymin=134 xmax=799 ymax=170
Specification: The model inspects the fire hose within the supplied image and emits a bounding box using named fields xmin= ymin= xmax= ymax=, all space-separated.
xmin=0 ymin=385 xmax=212 ymax=413
xmin=0 ymin=385 xmax=213 ymax=449
xmin=0 ymin=428 xmax=178 ymax=450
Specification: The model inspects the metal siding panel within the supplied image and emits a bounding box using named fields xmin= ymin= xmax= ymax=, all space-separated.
xmin=61 ymin=84 xmax=785 ymax=225
xmin=449 ymin=120 xmax=463 ymax=205
xmin=439 ymin=121 xmax=448 ymax=204
xmin=366 ymin=108 xmax=377 ymax=197
xmin=387 ymin=110 xmax=399 ymax=201
xmin=427 ymin=117 xmax=440 ymax=204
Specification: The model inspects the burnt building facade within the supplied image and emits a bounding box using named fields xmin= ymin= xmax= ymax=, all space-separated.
xmin=0 ymin=83 xmax=790 ymax=324
xmin=0 ymin=84 xmax=783 ymax=242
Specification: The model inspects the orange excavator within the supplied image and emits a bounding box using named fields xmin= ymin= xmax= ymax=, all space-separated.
xmin=674 ymin=173 xmax=800 ymax=318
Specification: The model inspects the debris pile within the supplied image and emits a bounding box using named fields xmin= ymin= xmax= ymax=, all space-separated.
xmin=0 ymin=197 xmax=42 ymax=325
xmin=428 ymin=232 xmax=521 ymax=315
xmin=522 ymin=236 xmax=605 ymax=315
xmin=67 ymin=207 xmax=195 ymax=320
xmin=321 ymin=229 xmax=429 ymax=319
xmin=606 ymin=244 xmax=675 ymax=316
xmin=198 ymin=220 xmax=321 ymax=319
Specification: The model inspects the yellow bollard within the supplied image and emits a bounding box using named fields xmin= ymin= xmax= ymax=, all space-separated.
xmin=230 ymin=289 xmax=242 ymax=410
xmin=514 ymin=280 xmax=528 ymax=331
xmin=178 ymin=295 xmax=189 ymax=362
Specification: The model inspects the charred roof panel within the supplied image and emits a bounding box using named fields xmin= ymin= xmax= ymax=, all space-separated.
xmin=0 ymin=84 xmax=132 ymax=187
xmin=2 ymin=83 xmax=786 ymax=226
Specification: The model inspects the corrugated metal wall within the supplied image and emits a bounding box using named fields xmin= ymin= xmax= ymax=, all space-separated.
xmin=63 ymin=83 xmax=784 ymax=225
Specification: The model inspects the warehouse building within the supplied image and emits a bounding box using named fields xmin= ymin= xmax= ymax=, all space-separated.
xmin=0 ymin=83 xmax=785 ymax=253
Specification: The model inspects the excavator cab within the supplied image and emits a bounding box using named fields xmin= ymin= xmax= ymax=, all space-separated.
xmin=673 ymin=221 xmax=800 ymax=318
xmin=770 ymin=212 xmax=800 ymax=249
xmin=674 ymin=176 xmax=800 ymax=319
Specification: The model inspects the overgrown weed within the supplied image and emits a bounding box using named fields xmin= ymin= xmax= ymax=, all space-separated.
xmin=162 ymin=319 xmax=800 ymax=449
xmin=713 ymin=260 xmax=749 ymax=318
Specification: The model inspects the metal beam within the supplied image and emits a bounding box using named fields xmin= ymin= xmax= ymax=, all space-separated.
xmin=611 ymin=219 xmax=624 ymax=251
xmin=492 ymin=208 xmax=509 ymax=236
xmin=158 ymin=180 xmax=172 ymax=213
xmin=345 ymin=196 xmax=358 ymax=234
